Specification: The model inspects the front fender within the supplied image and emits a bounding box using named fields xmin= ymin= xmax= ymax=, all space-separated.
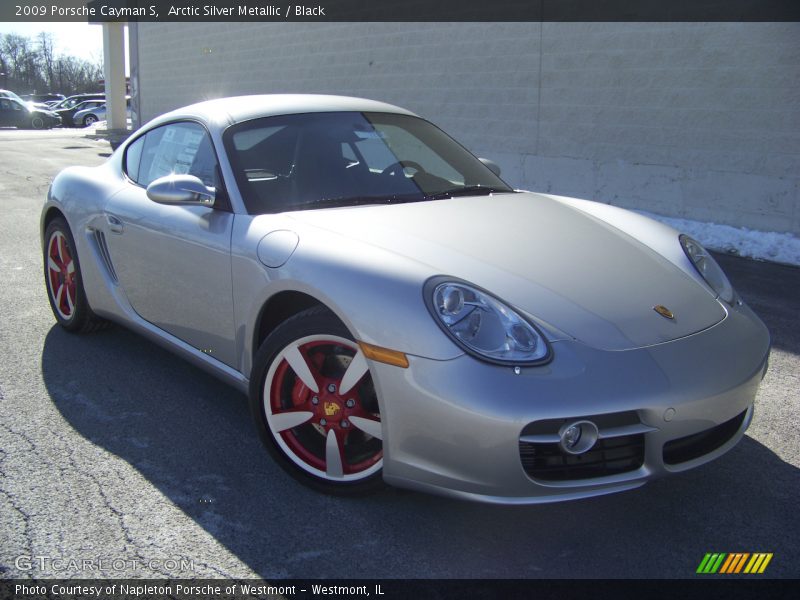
xmin=231 ymin=214 xmax=463 ymax=378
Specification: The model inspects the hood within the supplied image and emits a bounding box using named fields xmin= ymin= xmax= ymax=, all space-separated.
xmin=287 ymin=193 xmax=726 ymax=351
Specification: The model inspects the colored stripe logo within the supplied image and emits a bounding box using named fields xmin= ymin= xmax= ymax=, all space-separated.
xmin=696 ymin=552 xmax=773 ymax=574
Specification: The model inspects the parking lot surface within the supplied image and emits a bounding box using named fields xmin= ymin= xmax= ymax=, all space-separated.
xmin=0 ymin=128 xmax=798 ymax=579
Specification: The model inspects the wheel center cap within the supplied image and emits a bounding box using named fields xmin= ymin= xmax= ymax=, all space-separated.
xmin=323 ymin=400 xmax=342 ymax=418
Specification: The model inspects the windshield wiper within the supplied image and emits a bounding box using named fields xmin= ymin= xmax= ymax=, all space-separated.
xmin=288 ymin=194 xmax=425 ymax=210
xmin=425 ymin=185 xmax=512 ymax=200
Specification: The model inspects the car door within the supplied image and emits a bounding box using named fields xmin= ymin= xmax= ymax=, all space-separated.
xmin=103 ymin=121 xmax=237 ymax=367
xmin=0 ymin=99 xmax=12 ymax=126
xmin=0 ymin=99 xmax=25 ymax=127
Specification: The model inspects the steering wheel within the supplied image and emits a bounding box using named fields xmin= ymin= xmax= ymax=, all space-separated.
xmin=381 ymin=160 xmax=426 ymax=178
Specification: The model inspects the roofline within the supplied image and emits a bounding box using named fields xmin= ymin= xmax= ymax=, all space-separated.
xmin=146 ymin=94 xmax=419 ymax=131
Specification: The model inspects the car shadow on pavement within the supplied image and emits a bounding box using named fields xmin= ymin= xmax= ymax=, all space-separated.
xmin=41 ymin=321 xmax=799 ymax=578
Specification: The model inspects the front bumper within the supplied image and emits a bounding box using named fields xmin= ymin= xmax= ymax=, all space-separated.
xmin=374 ymin=301 xmax=770 ymax=504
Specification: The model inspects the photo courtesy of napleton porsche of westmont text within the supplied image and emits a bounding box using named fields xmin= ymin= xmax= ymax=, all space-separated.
xmin=15 ymin=582 xmax=384 ymax=597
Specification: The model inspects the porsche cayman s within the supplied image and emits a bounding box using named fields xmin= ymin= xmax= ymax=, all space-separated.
xmin=42 ymin=95 xmax=770 ymax=503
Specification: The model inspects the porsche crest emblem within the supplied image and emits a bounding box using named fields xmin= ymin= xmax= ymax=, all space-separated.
xmin=653 ymin=305 xmax=675 ymax=320
xmin=324 ymin=401 xmax=341 ymax=416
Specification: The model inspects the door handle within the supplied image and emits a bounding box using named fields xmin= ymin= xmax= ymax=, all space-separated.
xmin=106 ymin=214 xmax=124 ymax=234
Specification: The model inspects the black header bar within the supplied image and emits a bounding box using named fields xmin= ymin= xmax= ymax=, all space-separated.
xmin=2 ymin=0 xmax=800 ymax=23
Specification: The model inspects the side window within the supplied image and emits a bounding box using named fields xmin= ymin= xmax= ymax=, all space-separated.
xmin=0 ymin=99 xmax=21 ymax=112
xmin=127 ymin=122 xmax=220 ymax=189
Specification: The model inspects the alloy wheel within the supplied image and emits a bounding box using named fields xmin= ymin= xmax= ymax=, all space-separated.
xmin=46 ymin=230 xmax=77 ymax=320
xmin=264 ymin=334 xmax=383 ymax=482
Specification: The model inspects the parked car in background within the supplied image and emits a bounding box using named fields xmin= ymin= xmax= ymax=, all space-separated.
xmin=74 ymin=98 xmax=132 ymax=127
xmin=0 ymin=89 xmax=28 ymax=103
xmin=56 ymin=99 xmax=107 ymax=127
xmin=50 ymin=93 xmax=105 ymax=113
xmin=21 ymin=93 xmax=66 ymax=105
xmin=0 ymin=97 xmax=61 ymax=129
xmin=2 ymin=90 xmax=54 ymax=111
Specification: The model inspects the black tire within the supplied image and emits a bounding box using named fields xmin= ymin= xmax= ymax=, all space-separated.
xmin=43 ymin=217 xmax=108 ymax=333
xmin=250 ymin=306 xmax=385 ymax=495
xmin=30 ymin=116 xmax=45 ymax=129
xmin=83 ymin=114 xmax=98 ymax=127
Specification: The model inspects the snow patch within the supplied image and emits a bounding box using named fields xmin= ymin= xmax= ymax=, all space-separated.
xmin=637 ymin=211 xmax=800 ymax=267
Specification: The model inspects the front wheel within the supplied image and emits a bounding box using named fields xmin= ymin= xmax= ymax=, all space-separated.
xmin=250 ymin=307 xmax=384 ymax=494
xmin=30 ymin=116 xmax=45 ymax=129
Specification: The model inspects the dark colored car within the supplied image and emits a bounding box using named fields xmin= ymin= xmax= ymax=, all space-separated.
xmin=0 ymin=97 xmax=61 ymax=129
xmin=55 ymin=99 xmax=108 ymax=127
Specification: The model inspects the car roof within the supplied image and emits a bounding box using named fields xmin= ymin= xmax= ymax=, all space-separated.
xmin=148 ymin=94 xmax=418 ymax=130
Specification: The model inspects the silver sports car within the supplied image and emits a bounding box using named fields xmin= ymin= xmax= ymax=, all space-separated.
xmin=42 ymin=95 xmax=770 ymax=503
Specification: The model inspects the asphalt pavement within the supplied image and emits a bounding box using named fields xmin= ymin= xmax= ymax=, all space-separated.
xmin=0 ymin=128 xmax=797 ymax=579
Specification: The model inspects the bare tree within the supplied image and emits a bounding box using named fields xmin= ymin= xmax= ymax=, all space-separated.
xmin=37 ymin=32 xmax=56 ymax=91
xmin=0 ymin=32 xmax=102 ymax=95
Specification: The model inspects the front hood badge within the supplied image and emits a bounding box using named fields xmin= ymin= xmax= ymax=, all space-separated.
xmin=654 ymin=305 xmax=675 ymax=320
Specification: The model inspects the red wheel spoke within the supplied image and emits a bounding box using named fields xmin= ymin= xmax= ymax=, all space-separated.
xmin=324 ymin=429 xmax=345 ymax=478
xmin=65 ymin=282 xmax=76 ymax=313
xmin=339 ymin=348 xmax=368 ymax=395
xmin=270 ymin=410 xmax=314 ymax=433
xmin=348 ymin=415 xmax=382 ymax=440
xmin=48 ymin=269 xmax=59 ymax=291
xmin=57 ymin=235 xmax=66 ymax=264
xmin=47 ymin=255 xmax=61 ymax=274
xmin=283 ymin=342 xmax=320 ymax=393
xmin=55 ymin=283 xmax=66 ymax=313
xmin=59 ymin=235 xmax=71 ymax=265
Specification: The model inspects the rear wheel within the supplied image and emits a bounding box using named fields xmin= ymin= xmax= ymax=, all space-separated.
xmin=43 ymin=218 xmax=107 ymax=333
xmin=83 ymin=114 xmax=98 ymax=127
xmin=250 ymin=307 xmax=384 ymax=494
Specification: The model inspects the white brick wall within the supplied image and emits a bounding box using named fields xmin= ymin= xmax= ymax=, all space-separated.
xmin=134 ymin=22 xmax=800 ymax=234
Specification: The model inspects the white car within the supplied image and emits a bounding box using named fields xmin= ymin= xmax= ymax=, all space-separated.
xmin=74 ymin=98 xmax=132 ymax=127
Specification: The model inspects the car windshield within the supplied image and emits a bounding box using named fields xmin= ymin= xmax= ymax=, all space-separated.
xmin=56 ymin=97 xmax=98 ymax=110
xmin=1 ymin=90 xmax=24 ymax=103
xmin=223 ymin=111 xmax=514 ymax=214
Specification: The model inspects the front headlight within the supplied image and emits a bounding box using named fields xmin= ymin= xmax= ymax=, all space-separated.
xmin=679 ymin=234 xmax=735 ymax=304
xmin=425 ymin=278 xmax=551 ymax=365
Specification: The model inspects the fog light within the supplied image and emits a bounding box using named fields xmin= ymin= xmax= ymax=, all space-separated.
xmin=558 ymin=420 xmax=599 ymax=455
xmin=563 ymin=425 xmax=582 ymax=448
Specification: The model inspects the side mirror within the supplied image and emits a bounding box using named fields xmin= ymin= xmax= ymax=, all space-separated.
xmin=479 ymin=157 xmax=502 ymax=177
xmin=146 ymin=174 xmax=215 ymax=207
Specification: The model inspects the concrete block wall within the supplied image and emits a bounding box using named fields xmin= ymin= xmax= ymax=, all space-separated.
xmin=134 ymin=22 xmax=800 ymax=235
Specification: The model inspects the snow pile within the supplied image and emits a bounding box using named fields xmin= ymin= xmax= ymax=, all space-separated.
xmin=637 ymin=211 xmax=800 ymax=267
